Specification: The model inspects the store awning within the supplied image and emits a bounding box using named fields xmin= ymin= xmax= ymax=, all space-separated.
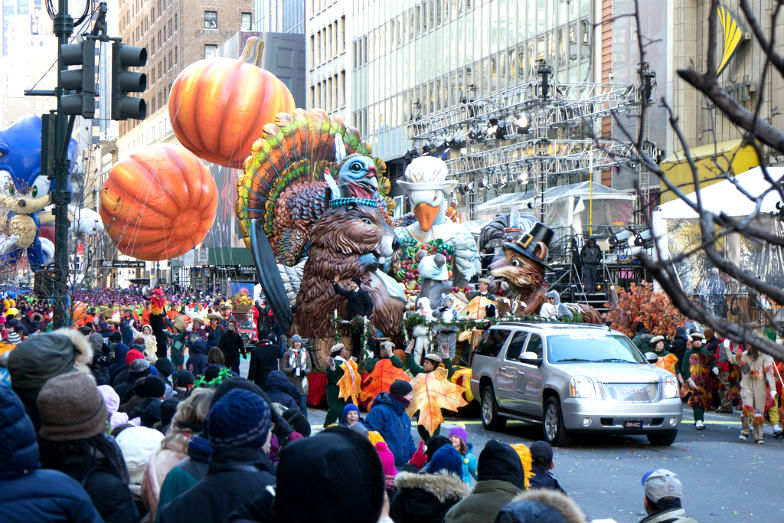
xmin=659 ymin=139 xmax=759 ymax=203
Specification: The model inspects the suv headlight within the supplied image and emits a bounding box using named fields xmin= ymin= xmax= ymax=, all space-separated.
xmin=662 ymin=376 xmax=679 ymax=398
xmin=569 ymin=376 xmax=597 ymax=398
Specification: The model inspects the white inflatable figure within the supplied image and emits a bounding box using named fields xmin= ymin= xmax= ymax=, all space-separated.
xmin=68 ymin=206 xmax=104 ymax=235
xmin=396 ymin=156 xmax=479 ymax=286
xmin=412 ymin=296 xmax=433 ymax=365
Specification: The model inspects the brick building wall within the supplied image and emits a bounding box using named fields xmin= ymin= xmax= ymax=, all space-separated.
xmin=117 ymin=0 xmax=252 ymax=138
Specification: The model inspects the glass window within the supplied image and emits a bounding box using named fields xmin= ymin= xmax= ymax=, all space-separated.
xmin=525 ymin=334 xmax=544 ymax=358
xmin=548 ymin=334 xmax=645 ymax=364
xmin=241 ymin=12 xmax=252 ymax=31
xmin=476 ymin=328 xmax=512 ymax=358
xmin=505 ymin=331 xmax=527 ymax=361
xmin=204 ymin=44 xmax=217 ymax=58
xmin=204 ymin=11 xmax=217 ymax=29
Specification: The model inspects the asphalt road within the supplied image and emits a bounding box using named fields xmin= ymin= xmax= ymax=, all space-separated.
xmin=238 ymin=359 xmax=783 ymax=522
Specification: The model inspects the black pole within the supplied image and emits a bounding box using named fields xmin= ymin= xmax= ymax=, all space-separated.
xmin=52 ymin=0 xmax=74 ymax=328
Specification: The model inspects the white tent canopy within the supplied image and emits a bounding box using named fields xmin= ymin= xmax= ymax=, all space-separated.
xmin=656 ymin=166 xmax=784 ymax=219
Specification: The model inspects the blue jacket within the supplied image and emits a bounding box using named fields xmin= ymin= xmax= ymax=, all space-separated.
xmin=120 ymin=318 xmax=134 ymax=346
xmin=263 ymin=370 xmax=300 ymax=411
xmin=460 ymin=443 xmax=478 ymax=483
xmin=205 ymin=325 xmax=224 ymax=348
xmin=364 ymin=392 xmax=416 ymax=466
xmin=187 ymin=340 xmax=210 ymax=377
xmin=0 ymin=384 xmax=103 ymax=523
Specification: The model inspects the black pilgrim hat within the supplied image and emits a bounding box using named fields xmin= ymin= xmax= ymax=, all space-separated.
xmin=502 ymin=222 xmax=554 ymax=269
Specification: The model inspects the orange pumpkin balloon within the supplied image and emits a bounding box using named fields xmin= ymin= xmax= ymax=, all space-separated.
xmin=168 ymin=37 xmax=296 ymax=169
xmin=100 ymin=144 xmax=218 ymax=261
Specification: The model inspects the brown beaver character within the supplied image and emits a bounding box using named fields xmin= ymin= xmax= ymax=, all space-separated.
xmin=292 ymin=203 xmax=405 ymax=338
xmin=490 ymin=223 xmax=602 ymax=324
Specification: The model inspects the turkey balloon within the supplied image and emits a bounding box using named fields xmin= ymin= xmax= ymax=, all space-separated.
xmin=100 ymin=144 xmax=218 ymax=261
xmin=168 ymin=37 xmax=295 ymax=168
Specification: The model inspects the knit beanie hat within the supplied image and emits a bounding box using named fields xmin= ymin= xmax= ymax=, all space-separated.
xmin=88 ymin=332 xmax=104 ymax=353
xmin=143 ymin=376 xmax=166 ymax=398
xmin=116 ymin=426 xmax=164 ymax=484
xmin=448 ymin=425 xmax=468 ymax=444
xmin=125 ymin=348 xmax=144 ymax=366
xmin=7 ymin=330 xmax=92 ymax=395
xmin=176 ymin=371 xmax=194 ymax=387
xmin=375 ymin=440 xmax=398 ymax=478
xmin=154 ymin=357 xmax=174 ymax=378
xmin=129 ymin=358 xmax=151 ymax=378
xmin=98 ymin=384 xmax=130 ymax=430
xmin=37 ymin=372 xmax=108 ymax=441
xmin=478 ymin=440 xmax=525 ymax=489
xmin=7 ymin=330 xmax=21 ymax=344
xmin=207 ymin=389 xmax=271 ymax=449
xmin=425 ymin=435 xmax=451 ymax=462
xmin=390 ymin=380 xmax=412 ymax=396
xmin=425 ymin=444 xmax=462 ymax=476
xmin=342 ymin=403 xmax=359 ymax=422
xmin=109 ymin=331 xmax=122 ymax=343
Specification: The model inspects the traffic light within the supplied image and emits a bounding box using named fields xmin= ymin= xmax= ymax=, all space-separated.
xmin=60 ymin=38 xmax=96 ymax=118
xmin=111 ymin=42 xmax=147 ymax=120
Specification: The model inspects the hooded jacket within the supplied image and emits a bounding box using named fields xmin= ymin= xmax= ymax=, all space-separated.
xmin=157 ymin=435 xmax=212 ymax=518
xmin=364 ymin=392 xmax=417 ymax=466
xmin=390 ymin=471 xmax=470 ymax=523
xmin=0 ymin=385 xmax=103 ymax=523
xmin=495 ymin=488 xmax=586 ymax=523
xmin=546 ymin=290 xmax=573 ymax=319
xmin=187 ymin=340 xmax=210 ymax=377
xmin=670 ymin=327 xmax=688 ymax=364
xmin=444 ymin=440 xmax=525 ymax=523
xmin=263 ymin=370 xmax=300 ymax=411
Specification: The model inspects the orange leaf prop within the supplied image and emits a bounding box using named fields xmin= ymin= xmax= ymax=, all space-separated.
xmin=653 ymin=353 xmax=679 ymax=375
xmin=406 ymin=367 xmax=468 ymax=436
xmin=337 ymin=359 xmax=361 ymax=406
xmin=360 ymin=360 xmax=411 ymax=408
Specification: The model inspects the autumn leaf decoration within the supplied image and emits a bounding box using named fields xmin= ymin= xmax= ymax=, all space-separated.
xmin=360 ymin=359 xmax=411 ymax=408
xmin=337 ymin=358 xmax=362 ymax=406
xmin=407 ymin=367 xmax=468 ymax=436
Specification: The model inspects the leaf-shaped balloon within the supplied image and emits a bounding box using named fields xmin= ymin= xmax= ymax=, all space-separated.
xmin=360 ymin=360 xmax=411 ymax=409
xmin=337 ymin=358 xmax=362 ymax=406
xmin=407 ymin=367 xmax=468 ymax=436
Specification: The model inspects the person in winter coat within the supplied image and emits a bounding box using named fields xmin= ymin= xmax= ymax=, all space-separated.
xmin=529 ymin=440 xmax=566 ymax=494
xmin=324 ymin=343 xmax=357 ymax=426
xmin=639 ymin=469 xmax=696 ymax=523
xmin=333 ymin=275 xmax=374 ymax=358
xmin=264 ymin=370 xmax=300 ymax=411
xmin=6 ymin=328 xmax=93 ymax=429
xmin=141 ymin=388 xmax=213 ymax=518
xmin=156 ymin=434 xmax=212 ymax=518
xmin=391 ymin=444 xmax=471 ymax=523
xmin=98 ymin=384 xmax=138 ymax=430
xmin=495 ymin=489 xmax=585 ymax=523
xmin=218 ymin=320 xmax=246 ymax=373
xmin=187 ymin=339 xmax=210 ymax=377
xmin=444 ymin=440 xmax=526 ymax=523
xmin=170 ymin=316 xmax=187 ymax=371
xmin=205 ymin=315 xmax=225 ymax=349
xmin=670 ymin=326 xmax=689 ymax=364
xmin=364 ymin=380 xmax=417 ymax=466
xmin=632 ymin=322 xmax=653 ymax=354
xmin=0 ymin=382 xmax=103 ymax=523
xmin=157 ymin=389 xmax=275 ymax=523
xmin=132 ymin=376 xmax=167 ymax=428
xmin=341 ymin=402 xmax=369 ymax=437
xmin=36 ymin=372 xmax=140 ymax=523
xmin=448 ymin=425 xmax=477 ymax=483
xmin=228 ymin=426 xmax=386 ymax=523
xmin=280 ymin=334 xmax=312 ymax=416
xmin=580 ymin=237 xmax=602 ymax=293
xmin=247 ymin=339 xmax=281 ymax=389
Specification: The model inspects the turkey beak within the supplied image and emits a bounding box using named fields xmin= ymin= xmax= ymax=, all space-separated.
xmin=414 ymin=202 xmax=440 ymax=232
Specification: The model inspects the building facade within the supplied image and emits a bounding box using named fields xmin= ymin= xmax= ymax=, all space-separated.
xmin=253 ymin=0 xmax=305 ymax=33
xmin=305 ymin=0 xmax=350 ymax=121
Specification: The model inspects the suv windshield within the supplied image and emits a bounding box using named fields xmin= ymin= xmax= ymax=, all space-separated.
xmin=548 ymin=334 xmax=645 ymax=364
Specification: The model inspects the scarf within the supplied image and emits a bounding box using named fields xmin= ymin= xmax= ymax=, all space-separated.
xmin=289 ymin=349 xmax=308 ymax=377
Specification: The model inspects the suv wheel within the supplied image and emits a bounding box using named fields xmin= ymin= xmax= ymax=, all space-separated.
xmin=480 ymin=385 xmax=506 ymax=430
xmin=647 ymin=430 xmax=678 ymax=446
xmin=543 ymin=397 xmax=571 ymax=446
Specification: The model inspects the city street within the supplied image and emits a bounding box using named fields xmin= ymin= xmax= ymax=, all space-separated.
xmin=305 ymin=405 xmax=784 ymax=523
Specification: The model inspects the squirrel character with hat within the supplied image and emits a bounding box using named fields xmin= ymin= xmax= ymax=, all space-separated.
xmin=396 ymin=156 xmax=479 ymax=287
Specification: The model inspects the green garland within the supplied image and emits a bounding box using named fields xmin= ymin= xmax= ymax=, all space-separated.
xmin=404 ymin=312 xmax=587 ymax=331
xmin=193 ymin=367 xmax=233 ymax=389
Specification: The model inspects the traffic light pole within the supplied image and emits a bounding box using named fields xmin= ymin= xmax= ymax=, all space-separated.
xmin=52 ymin=0 xmax=73 ymax=329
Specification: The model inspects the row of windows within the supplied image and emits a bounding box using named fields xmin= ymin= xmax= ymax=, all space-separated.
xmin=309 ymin=0 xmax=338 ymax=17
xmin=309 ymin=15 xmax=346 ymax=68
xmin=310 ymin=70 xmax=346 ymax=113
xmin=203 ymin=11 xmax=252 ymax=31
xmin=148 ymin=46 xmax=177 ymax=87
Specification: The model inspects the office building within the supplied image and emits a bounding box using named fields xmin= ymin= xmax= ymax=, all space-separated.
xmin=254 ymin=0 xmax=305 ymax=33
xmin=306 ymin=0 xmax=350 ymax=121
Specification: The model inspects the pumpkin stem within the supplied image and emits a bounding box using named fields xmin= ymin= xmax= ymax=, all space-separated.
xmin=240 ymin=37 xmax=264 ymax=66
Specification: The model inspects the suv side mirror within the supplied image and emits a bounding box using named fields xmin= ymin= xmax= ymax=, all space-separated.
xmin=644 ymin=351 xmax=658 ymax=364
xmin=520 ymin=351 xmax=542 ymax=365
